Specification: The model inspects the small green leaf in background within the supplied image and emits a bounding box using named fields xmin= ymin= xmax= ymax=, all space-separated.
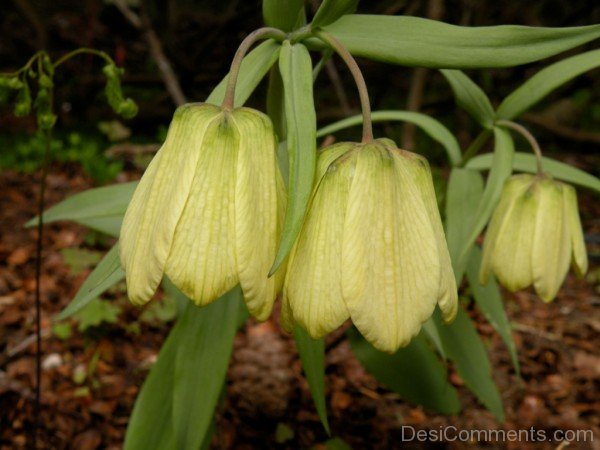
xmin=311 ymin=0 xmax=359 ymax=28
xmin=497 ymin=48 xmax=600 ymax=120
xmin=263 ymin=0 xmax=305 ymax=31
xmin=275 ymin=423 xmax=295 ymax=443
xmin=26 ymin=181 xmax=138 ymax=237
xmin=271 ymin=41 xmax=317 ymax=273
xmin=467 ymin=152 xmax=600 ymax=194
xmin=348 ymin=328 xmax=460 ymax=415
xmin=293 ymin=326 xmax=330 ymax=434
xmin=459 ymin=127 xmax=514 ymax=268
xmin=60 ymin=248 xmax=102 ymax=275
xmin=440 ymin=70 xmax=495 ymax=129
xmin=52 ymin=322 xmax=72 ymax=340
xmin=73 ymin=298 xmax=121 ymax=332
xmin=445 ymin=168 xmax=485 ymax=283
xmin=323 ymin=437 xmax=353 ymax=450
xmin=207 ymin=40 xmax=282 ymax=108
xmin=434 ymin=308 xmax=505 ymax=421
xmin=57 ymin=244 xmax=124 ymax=321
xmin=139 ymin=296 xmax=179 ymax=324
xmin=467 ymin=247 xmax=520 ymax=375
xmin=316 ymin=110 xmax=462 ymax=166
xmin=322 ymin=16 xmax=600 ymax=68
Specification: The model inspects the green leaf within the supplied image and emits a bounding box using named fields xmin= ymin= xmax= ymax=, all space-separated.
xmin=206 ymin=40 xmax=281 ymax=107
xmin=324 ymin=437 xmax=353 ymax=450
xmin=271 ymin=41 xmax=317 ymax=273
xmin=26 ymin=181 xmax=137 ymax=237
xmin=445 ymin=168 xmax=485 ymax=283
xmin=172 ymin=288 xmax=244 ymax=450
xmin=434 ymin=308 xmax=504 ymax=421
xmin=293 ymin=326 xmax=330 ymax=434
xmin=263 ymin=0 xmax=305 ymax=31
xmin=440 ymin=70 xmax=495 ymax=129
xmin=56 ymin=244 xmax=124 ymax=321
xmin=60 ymin=248 xmax=102 ymax=275
xmin=458 ymin=127 xmax=514 ymax=268
xmin=73 ymin=297 xmax=121 ymax=332
xmin=466 ymin=152 xmax=600 ymax=194
xmin=124 ymin=321 xmax=180 ymax=450
xmin=497 ymin=48 xmax=600 ymax=119
xmin=311 ymin=0 xmax=359 ymax=28
xmin=125 ymin=287 xmax=242 ymax=450
xmin=266 ymin=66 xmax=287 ymax=140
xmin=322 ymin=15 xmax=600 ymax=68
xmin=467 ymin=247 xmax=520 ymax=376
xmin=348 ymin=328 xmax=460 ymax=415
xmin=316 ymin=110 xmax=461 ymax=165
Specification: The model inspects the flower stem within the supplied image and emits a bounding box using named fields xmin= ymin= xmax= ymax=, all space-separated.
xmin=496 ymin=120 xmax=544 ymax=173
xmin=221 ymin=27 xmax=287 ymax=110
xmin=315 ymin=31 xmax=373 ymax=143
xmin=52 ymin=48 xmax=113 ymax=69
xmin=458 ymin=130 xmax=492 ymax=167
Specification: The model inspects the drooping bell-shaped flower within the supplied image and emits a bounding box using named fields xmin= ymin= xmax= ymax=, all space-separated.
xmin=282 ymin=139 xmax=457 ymax=353
xmin=120 ymin=103 xmax=286 ymax=320
xmin=480 ymin=174 xmax=587 ymax=302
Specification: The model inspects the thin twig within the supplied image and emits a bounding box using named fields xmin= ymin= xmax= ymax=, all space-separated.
xmin=401 ymin=0 xmax=444 ymax=150
xmin=523 ymin=112 xmax=600 ymax=145
xmin=112 ymin=0 xmax=187 ymax=106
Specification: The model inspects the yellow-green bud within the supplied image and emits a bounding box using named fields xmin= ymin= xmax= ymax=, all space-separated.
xmin=120 ymin=103 xmax=286 ymax=320
xmin=480 ymin=174 xmax=588 ymax=302
xmin=282 ymin=139 xmax=457 ymax=353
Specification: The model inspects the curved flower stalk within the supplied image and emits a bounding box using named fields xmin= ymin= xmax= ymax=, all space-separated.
xmin=120 ymin=103 xmax=286 ymax=320
xmin=480 ymin=174 xmax=588 ymax=302
xmin=282 ymin=139 xmax=458 ymax=353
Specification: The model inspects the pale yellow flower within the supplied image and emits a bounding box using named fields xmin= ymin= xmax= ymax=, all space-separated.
xmin=120 ymin=103 xmax=286 ymax=319
xmin=282 ymin=139 xmax=457 ymax=353
xmin=480 ymin=174 xmax=588 ymax=302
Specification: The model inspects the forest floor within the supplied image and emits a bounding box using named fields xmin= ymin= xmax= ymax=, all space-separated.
xmin=0 ymin=164 xmax=598 ymax=450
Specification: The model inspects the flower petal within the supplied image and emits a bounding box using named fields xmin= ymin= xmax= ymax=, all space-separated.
xmin=490 ymin=182 xmax=538 ymax=292
xmin=164 ymin=111 xmax=240 ymax=305
xmin=562 ymin=184 xmax=588 ymax=278
xmin=283 ymin=147 xmax=354 ymax=338
xmin=532 ymin=179 xmax=572 ymax=302
xmin=120 ymin=103 xmax=222 ymax=305
xmin=479 ymin=175 xmax=533 ymax=285
xmin=232 ymin=108 xmax=285 ymax=320
xmin=400 ymin=151 xmax=458 ymax=323
xmin=342 ymin=144 xmax=440 ymax=353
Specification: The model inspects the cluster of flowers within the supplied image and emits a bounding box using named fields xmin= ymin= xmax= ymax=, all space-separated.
xmin=120 ymin=103 xmax=587 ymax=353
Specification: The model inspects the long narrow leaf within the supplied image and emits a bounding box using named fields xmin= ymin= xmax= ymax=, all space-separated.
xmin=206 ymin=40 xmax=281 ymax=107
xmin=26 ymin=182 xmax=137 ymax=237
xmin=271 ymin=41 xmax=317 ymax=273
xmin=467 ymin=248 xmax=520 ymax=375
xmin=348 ymin=328 xmax=461 ymax=415
xmin=440 ymin=70 xmax=495 ymax=129
xmin=316 ymin=110 xmax=461 ymax=165
xmin=293 ymin=326 xmax=330 ymax=434
xmin=56 ymin=244 xmax=124 ymax=321
xmin=497 ymin=48 xmax=600 ymax=119
xmin=434 ymin=308 xmax=504 ymax=421
xmin=311 ymin=0 xmax=359 ymax=28
xmin=263 ymin=0 xmax=305 ymax=31
xmin=458 ymin=127 xmax=514 ymax=267
xmin=466 ymin=152 xmax=600 ymax=194
xmin=445 ymin=168 xmax=485 ymax=283
xmin=173 ymin=288 xmax=244 ymax=450
xmin=322 ymin=15 xmax=600 ymax=68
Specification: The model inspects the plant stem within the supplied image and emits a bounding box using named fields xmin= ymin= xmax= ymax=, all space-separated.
xmin=52 ymin=48 xmax=113 ymax=69
xmin=315 ymin=31 xmax=373 ymax=143
xmin=221 ymin=27 xmax=287 ymax=110
xmin=458 ymin=129 xmax=492 ymax=167
xmin=496 ymin=120 xmax=544 ymax=173
xmin=33 ymin=127 xmax=52 ymax=449
xmin=0 ymin=51 xmax=45 ymax=77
